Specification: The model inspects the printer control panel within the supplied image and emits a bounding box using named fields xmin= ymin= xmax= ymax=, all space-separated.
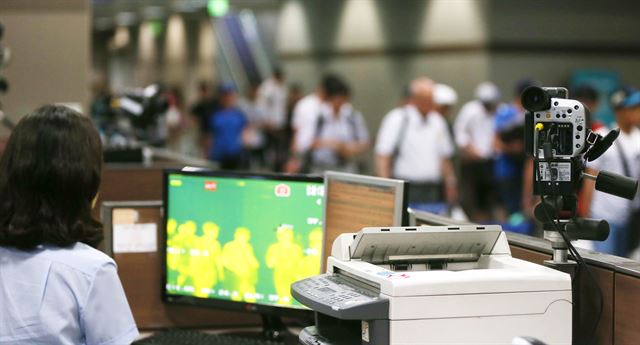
xmin=292 ymin=273 xmax=388 ymax=320
xmin=297 ymin=274 xmax=377 ymax=308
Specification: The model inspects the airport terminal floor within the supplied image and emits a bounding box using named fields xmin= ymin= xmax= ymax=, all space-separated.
xmin=2 ymin=1 xmax=640 ymax=344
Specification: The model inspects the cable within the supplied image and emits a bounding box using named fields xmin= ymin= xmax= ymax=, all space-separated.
xmin=537 ymin=159 xmax=602 ymax=345
xmin=538 ymin=124 xmax=584 ymax=264
xmin=534 ymin=125 xmax=603 ymax=345
xmin=537 ymin=128 xmax=602 ymax=343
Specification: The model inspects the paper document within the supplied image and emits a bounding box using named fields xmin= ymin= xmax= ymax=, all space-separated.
xmin=113 ymin=223 xmax=157 ymax=253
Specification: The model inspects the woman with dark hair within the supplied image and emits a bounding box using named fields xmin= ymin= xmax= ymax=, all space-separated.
xmin=0 ymin=105 xmax=138 ymax=344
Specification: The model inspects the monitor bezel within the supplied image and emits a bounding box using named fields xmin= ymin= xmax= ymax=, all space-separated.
xmin=322 ymin=171 xmax=409 ymax=270
xmin=162 ymin=168 xmax=323 ymax=319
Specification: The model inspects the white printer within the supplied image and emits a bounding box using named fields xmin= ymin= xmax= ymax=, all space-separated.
xmin=292 ymin=225 xmax=572 ymax=345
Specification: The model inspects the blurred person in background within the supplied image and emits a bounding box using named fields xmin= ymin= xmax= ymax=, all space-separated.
xmin=290 ymin=75 xmax=341 ymax=145
xmin=285 ymin=74 xmax=341 ymax=173
xmin=190 ymin=80 xmax=219 ymax=156
xmin=284 ymin=83 xmax=304 ymax=158
xmin=574 ymin=84 xmax=603 ymax=218
xmin=375 ymin=77 xmax=457 ymax=211
xmin=207 ymin=83 xmax=248 ymax=170
xmin=89 ymin=73 xmax=115 ymax=134
xmin=238 ymin=81 xmax=267 ymax=170
xmin=434 ymin=83 xmax=459 ymax=120
xmin=399 ymin=83 xmax=412 ymax=107
xmin=573 ymin=84 xmax=604 ymax=131
xmin=257 ymin=67 xmax=288 ymax=170
xmin=454 ymin=82 xmax=501 ymax=222
xmin=294 ymin=78 xmax=369 ymax=174
xmin=581 ymin=88 xmax=640 ymax=257
xmin=434 ymin=83 xmax=459 ymax=140
xmin=494 ymin=78 xmax=537 ymax=232
xmin=164 ymin=87 xmax=186 ymax=152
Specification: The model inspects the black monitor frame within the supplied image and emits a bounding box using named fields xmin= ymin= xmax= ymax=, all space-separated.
xmin=161 ymin=168 xmax=323 ymax=321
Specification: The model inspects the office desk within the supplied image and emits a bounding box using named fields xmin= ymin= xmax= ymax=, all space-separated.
xmin=508 ymin=232 xmax=640 ymax=345
xmin=135 ymin=326 xmax=302 ymax=344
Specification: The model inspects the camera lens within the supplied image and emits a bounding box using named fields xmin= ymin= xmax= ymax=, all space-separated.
xmin=522 ymin=86 xmax=552 ymax=112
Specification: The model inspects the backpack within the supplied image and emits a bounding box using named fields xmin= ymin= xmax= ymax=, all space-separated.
xmin=390 ymin=108 xmax=410 ymax=176
xmin=301 ymin=109 xmax=361 ymax=173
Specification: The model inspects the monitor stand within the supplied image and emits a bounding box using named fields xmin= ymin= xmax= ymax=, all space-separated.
xmin=221 ymin=314 xmax=300 ymax=344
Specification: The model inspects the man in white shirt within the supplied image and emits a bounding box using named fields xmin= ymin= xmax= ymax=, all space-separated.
xmin=582 ymin=88 xmax=640 ymax=257
xmin=292 ymin=92 xmax=322 ymax=136
xmin=238 ymin=82 xmax=267 ymax=169
xmin=257 ymin=68 xmax=288 ymax=170
xmin=285 ymin=74 xmax=342 ymax=172
xmin=257 ymin=68 xmax=287 ymax=130
xmin=454 ymin=82 xmax=501 ymax=221
xmin=295 ymin=79 xmax=369 ymax=173
xmin=375 ymin=77 xmax=457 ymax=208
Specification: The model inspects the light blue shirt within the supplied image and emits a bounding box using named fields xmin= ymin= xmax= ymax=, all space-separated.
xmin=0 ymin=243 xmax=139 ymax=345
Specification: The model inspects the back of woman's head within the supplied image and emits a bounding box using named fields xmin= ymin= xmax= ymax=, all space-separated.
xmin=0 ymin=105 xmax=103 ymax=250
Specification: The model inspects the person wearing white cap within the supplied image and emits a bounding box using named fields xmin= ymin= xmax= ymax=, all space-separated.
xmin=434 ymin=83 xmax=459 ymax=119
xmin=453 ymin=81 xmax=501 ymax=221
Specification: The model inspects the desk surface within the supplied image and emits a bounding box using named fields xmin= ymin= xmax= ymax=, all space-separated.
xmin=506 ymin=232 xmax=640 ymax=278
xmin=136 ymin=326 xmax=302 ymax=344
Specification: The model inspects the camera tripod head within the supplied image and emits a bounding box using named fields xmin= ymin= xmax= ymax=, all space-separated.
xmin=523 ymin=86 xmax=639 ymax=263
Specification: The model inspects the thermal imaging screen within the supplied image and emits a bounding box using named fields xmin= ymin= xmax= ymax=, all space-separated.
xmin=165 ymin=173 xmax=324 ymax=308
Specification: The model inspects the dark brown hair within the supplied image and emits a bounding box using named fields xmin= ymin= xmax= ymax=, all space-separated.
xmin=0 ymin=105 xmax=103 ymax=249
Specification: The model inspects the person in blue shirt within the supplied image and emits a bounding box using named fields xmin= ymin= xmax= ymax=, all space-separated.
xmin=0 ymin=105 xmax=138 ymax=345
xmin=493 ymin=79 xmax=538 ymax=234
xmin=494 ymin=103 xmax=525 ymax=208
xmin=207 ymin=83 xmax=249 ymax=170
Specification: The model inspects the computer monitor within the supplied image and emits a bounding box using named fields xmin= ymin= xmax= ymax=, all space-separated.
xmin=322 ymin=171 xmax=408 ymax=266
xmin=162 ymin=169 xmax=325 ymax=331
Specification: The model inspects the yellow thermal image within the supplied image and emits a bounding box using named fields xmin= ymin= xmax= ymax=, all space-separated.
xmin=166 ymin=218 xmax=180 ymax=271
xmin=191 ymin=222 xmax=225 ymax=298
xmin=222 ymin=227 xmax=259 ymax=302
xmin=266 ymin=225 xmax=303 ymax=305
xmin=176 ymin=220 xmax=197 ymax=286
xmin=297 ymin=227 xmax=323 ymax=281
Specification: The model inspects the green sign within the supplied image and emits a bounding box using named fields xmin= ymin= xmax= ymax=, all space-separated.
xmin=208 ymin=0 xmax=229 ymax=17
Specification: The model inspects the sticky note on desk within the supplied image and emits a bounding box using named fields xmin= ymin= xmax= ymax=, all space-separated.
xmin=113 ymin=223 xmax=157 ymax=253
